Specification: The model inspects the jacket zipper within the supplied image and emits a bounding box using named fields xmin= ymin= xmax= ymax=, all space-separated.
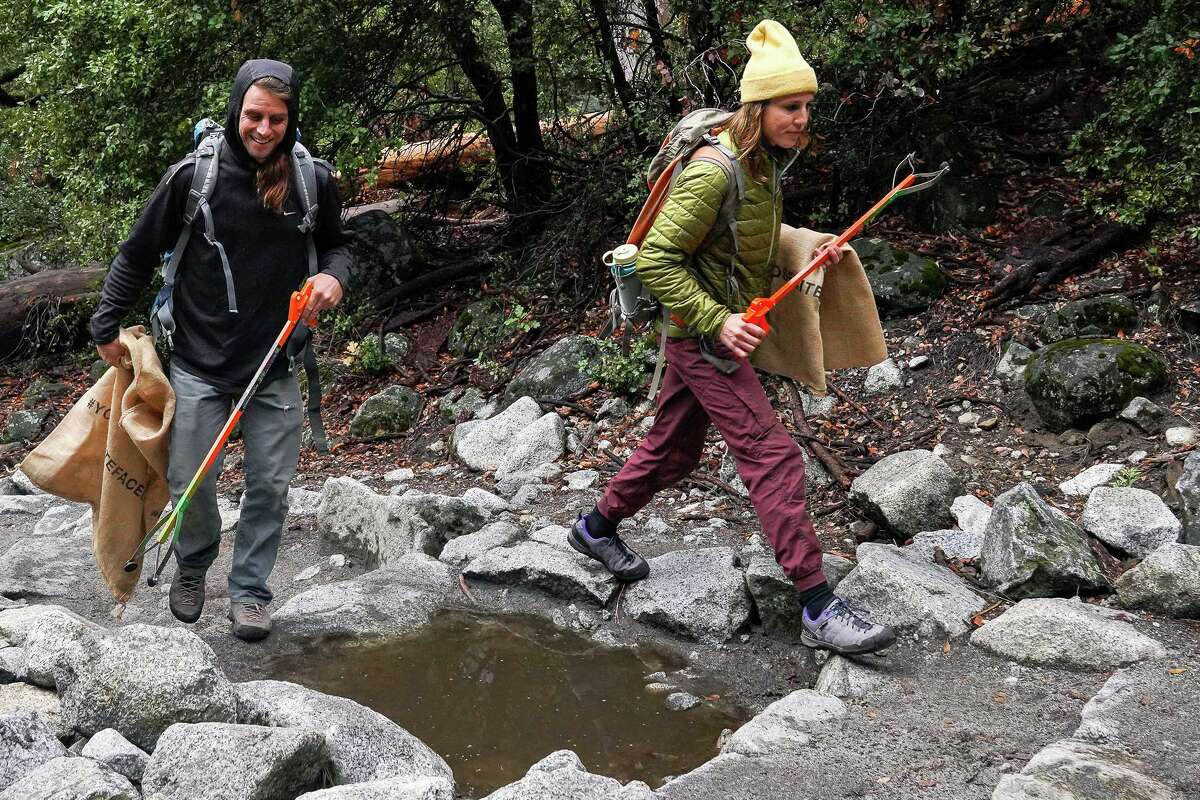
xmin=768 ymin=150 xmax=800 ymax=267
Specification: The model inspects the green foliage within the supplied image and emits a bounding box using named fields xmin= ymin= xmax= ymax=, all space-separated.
xmin=0 ymin=0 xmax=421 ymax=261
xmin=503 ymin=304 xmax=541 ymax=334
xmin=1112 ymin=466 xmax=1143 ymax=487
xmin=0 ymin=142 xmax=61 ymax=250
xmin=353 ymin=333 xmax=393 ymax=375
xmin=583 ymin=335 xmax=654 ymax=395
xmin=1069 ymin=0 xmax=1200 ymax=225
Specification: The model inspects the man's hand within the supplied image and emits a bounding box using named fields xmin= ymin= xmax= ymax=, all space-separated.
xmin=96 ymin=339 xmax=129 ymax=368
xmin=719 ymin=314 xmax=767 ymax=359
xmin=302 ymin=273 xmax=344 ymax=326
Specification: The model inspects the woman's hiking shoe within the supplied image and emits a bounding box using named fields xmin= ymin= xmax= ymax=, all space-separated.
xmin=568 ymin=515 xmax=650 ymax=581
xmin=229 ymin=602 xmax=272 ymax=642
xmin=168 ymin=573 xmax=205 ymax=624
xmin=800 ymin=598 xmax=896 ymax=655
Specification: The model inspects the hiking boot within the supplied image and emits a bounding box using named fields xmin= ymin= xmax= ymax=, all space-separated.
xmin=168 ymin=573 xmax=205 ymax=624
xmin=800 ymin=597 xmax=896 ymax=655
xmin=568 ymin=514 xmax=650 ymax=581
xmin=229 ymin=602 xmax=272 ymax=642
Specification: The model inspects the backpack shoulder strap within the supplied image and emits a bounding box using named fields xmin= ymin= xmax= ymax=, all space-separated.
xmin=287 ymin=141 xmax=328 ymax=453
xmin=291 ymin=142 xmax=320 ymax=277
xmin=689 ymin=137 xmax=745 ymax=257
xmin=155 ymin=133 xmax=233 ymax=343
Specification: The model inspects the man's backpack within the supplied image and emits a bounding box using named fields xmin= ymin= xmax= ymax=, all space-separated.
xmin=604 ymin=108 xmax=748 ymax=396
xmin=151 ymin=117 xmax=329 ymax=452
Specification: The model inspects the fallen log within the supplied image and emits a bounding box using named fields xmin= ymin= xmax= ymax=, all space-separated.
xmin=371 ymin=112 xmax=609 ymax=188
xmin=983 ymin=221 xmax=1144 ymax=310
xmin=0 ymin=268 xmax=105 ymax=358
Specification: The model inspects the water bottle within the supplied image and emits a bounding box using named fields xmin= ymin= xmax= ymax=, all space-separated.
xmin=602 ymin=244 xmax=641 ymax=318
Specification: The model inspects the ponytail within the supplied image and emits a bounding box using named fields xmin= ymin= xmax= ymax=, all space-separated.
xmin=257 ymin=150 xmax=291 ymax=213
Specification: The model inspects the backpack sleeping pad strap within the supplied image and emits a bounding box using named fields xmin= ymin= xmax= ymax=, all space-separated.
xmin=157 ymin=134 xmax=238 ymax=346
xmin=647 ymin=307 xmax=671 ymax=400
xmin=287 ymin=143 xmax=328 ymax=454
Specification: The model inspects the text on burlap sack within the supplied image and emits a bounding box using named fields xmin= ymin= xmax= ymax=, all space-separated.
xmin=86 ymin=396 xmax=111 ymax=420
xmin=103 ymin=451 xmax=147 ymax=498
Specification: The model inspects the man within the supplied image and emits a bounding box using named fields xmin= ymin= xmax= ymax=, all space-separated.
xmin=91 ymin=60 xmax=352 ymax=640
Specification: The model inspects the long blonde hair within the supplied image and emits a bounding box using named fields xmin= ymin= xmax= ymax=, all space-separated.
xmin=723 ymin=100 xmax=810 ymax=183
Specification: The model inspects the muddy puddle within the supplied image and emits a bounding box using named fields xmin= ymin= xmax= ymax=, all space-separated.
xmin=264 ymin=610 xmax=747 ymax=797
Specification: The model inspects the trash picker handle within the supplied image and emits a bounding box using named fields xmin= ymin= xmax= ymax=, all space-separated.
xmin=289 ymin=281 xmax=316 ymax=329
xmin=742 ymin=171 xmax=922 ymax=333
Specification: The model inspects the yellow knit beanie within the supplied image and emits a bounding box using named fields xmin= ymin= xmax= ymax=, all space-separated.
xmin=740 ymin=20 xmax=817 ymax=102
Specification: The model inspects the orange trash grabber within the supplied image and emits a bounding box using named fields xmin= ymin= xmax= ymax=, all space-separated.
xmin=123 ymin=281 xmax=318 ymax=587
xmin=743 ymin=153 xmax=950 ymax=333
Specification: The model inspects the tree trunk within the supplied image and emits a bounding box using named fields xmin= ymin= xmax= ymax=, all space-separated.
xmin=639 ymin=0 xmax=681 ymax=116
xmin=684 ymin=0 xmax=723 ymax=106
xmin=0 ymin=268 xmax=105 ymax=357
xmin=444 ymin=0 xmax=552 ymax=237
xmin=492 ymin=0 xmax=553 ymax=218
xmin=587 ymin=0 xmax=647 ymax=148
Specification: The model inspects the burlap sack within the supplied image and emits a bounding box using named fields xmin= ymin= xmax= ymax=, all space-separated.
xmin=751 ymin=225 xmax=887 ymax=393
xmin=20 ymin=326 xmax=174 ymax=602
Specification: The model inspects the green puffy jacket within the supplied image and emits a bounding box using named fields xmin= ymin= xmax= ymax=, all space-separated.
xmin=636 ymin=130 xmax=798 ymax=338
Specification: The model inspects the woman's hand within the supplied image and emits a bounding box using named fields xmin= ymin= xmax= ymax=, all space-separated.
xmin=816 ymin=242 xmax=844 ymax=266
xmin=302 ymin=274 xmax=344 ymax=325
xmin=95 ymin=339 xmax=129 ymax=368
xmin=719 ymin=314 xmax=767 ymax=359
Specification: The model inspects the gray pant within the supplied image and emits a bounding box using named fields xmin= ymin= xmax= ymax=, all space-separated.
xmin=168 ymin=365 xmax=300 ymax=604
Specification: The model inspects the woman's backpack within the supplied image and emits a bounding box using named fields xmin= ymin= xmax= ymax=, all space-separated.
xmin=603 ymin=108 xmax=747 ymax=395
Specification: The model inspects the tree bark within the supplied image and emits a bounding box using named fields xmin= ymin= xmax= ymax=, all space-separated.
xmin=587 ymin=0 xmax=647 ymax=147
xmin=684 ymin=0 xmax=723 ymax=107
xmin=0 ymin=268 xmax=105 ymax=355
xmin=491 ymin=0 xmax=553 ymax=215
xmin=639 ymin=0 xmax=681 ymax=115
xmin=442 ymin=0 xmax=552 ymax=236
xmin=983 ymin=222 xmax=1145 ymax=309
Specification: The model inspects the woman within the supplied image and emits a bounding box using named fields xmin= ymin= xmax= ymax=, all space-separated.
xmin=569 ymin=21 xmax=895 ymax=656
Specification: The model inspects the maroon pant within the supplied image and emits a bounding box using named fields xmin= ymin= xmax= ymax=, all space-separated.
xmin=598 ymin=337 xmax=825 ymax=591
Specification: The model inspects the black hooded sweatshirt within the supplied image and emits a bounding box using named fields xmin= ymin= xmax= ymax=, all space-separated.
xmin=90 ymin=60 xmax=352 ymax=394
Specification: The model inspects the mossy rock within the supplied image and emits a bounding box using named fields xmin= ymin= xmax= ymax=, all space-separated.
xmin=349 ymin=385 xmax=425 ymax=439
xmin=2 ymin=408 xmax=49 ymax=443
xmin=89 ymin=360 xmax=109 ymax=383
xmin=852 ymin=237 xmax=947 ymax=318
xmin=1024 ymin=338 xmax=1168 ymax=432
xmin=447 ymin=298 xmax=508 ymax=358
xmin=502 ymin=335 xmax=601 ymax=406
xmin=1039 ymin=295 xmax=1138 ymax=342
xmin=22 ymin=378 xmax=70 ymax=408
xmin=438 ymin=386 xmax=487 ymax=423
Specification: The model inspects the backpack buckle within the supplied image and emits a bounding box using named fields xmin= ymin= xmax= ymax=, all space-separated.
xmin=297 ymin=207 xmax=319 ymax=234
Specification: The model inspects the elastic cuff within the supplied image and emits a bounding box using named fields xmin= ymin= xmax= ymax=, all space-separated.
xmin=595 ymin=497 xmax=626 ymax=525
xmin=791 ymin=569 xmax=828 ymax=592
